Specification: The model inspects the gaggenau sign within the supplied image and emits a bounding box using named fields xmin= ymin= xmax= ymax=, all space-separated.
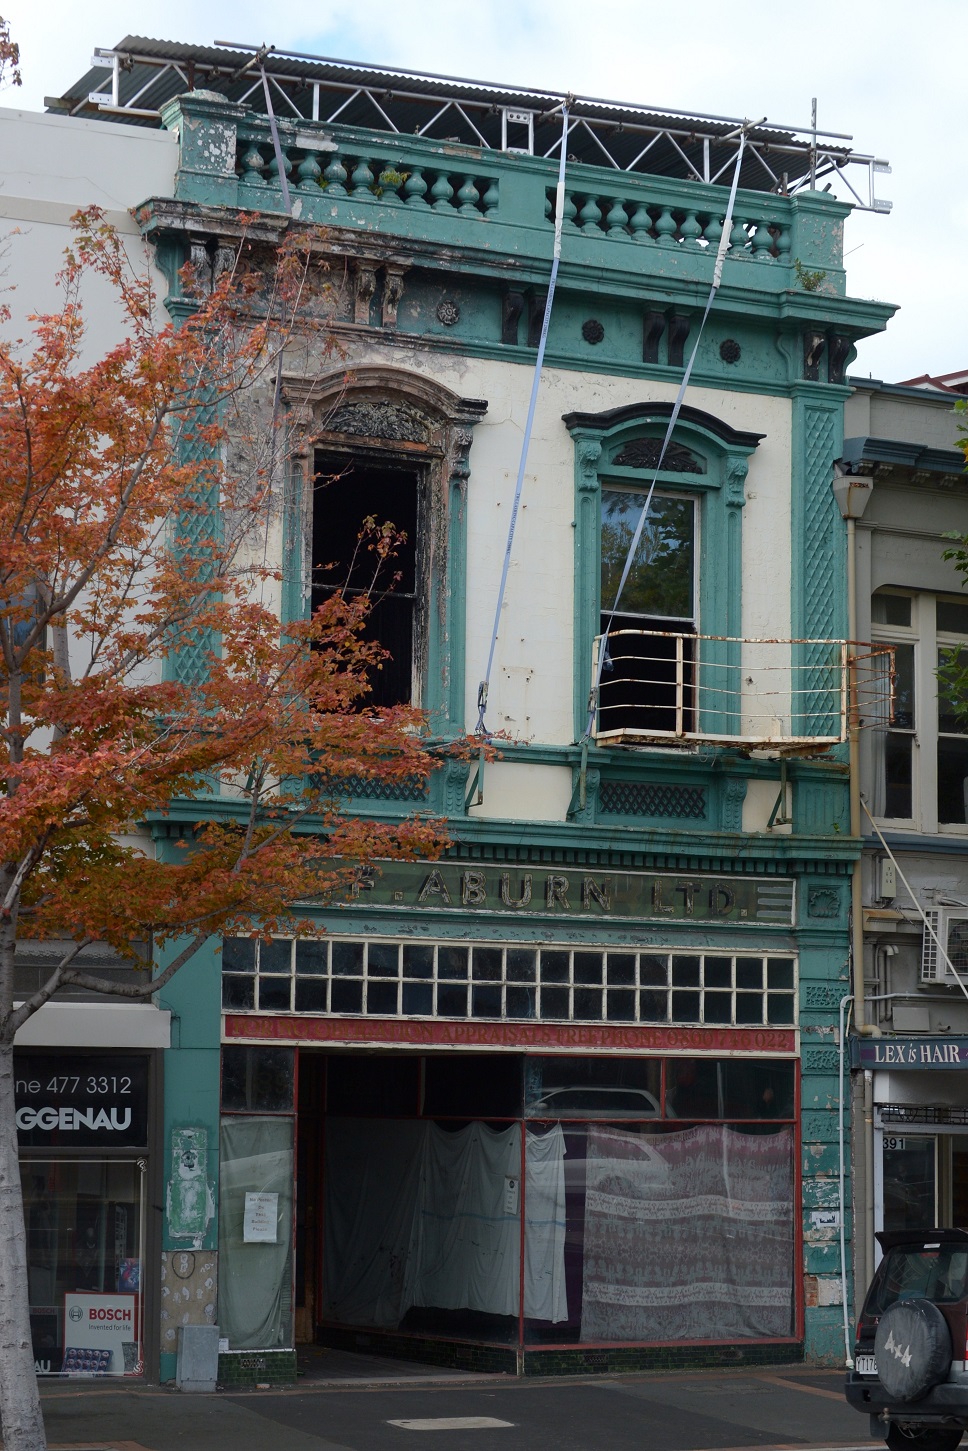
xmin=14 ymin=1054 xmax=148 ymax=1147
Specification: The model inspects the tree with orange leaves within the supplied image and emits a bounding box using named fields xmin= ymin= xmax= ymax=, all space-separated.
xmin=0 ymin=212 xmax=448 ymax=1450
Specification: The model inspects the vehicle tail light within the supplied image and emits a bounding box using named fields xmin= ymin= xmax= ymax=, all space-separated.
xmin=857 ymin=1311 xmax=878 ymax=1343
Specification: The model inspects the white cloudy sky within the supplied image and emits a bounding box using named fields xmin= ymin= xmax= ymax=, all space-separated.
xmin=2 ymin=0 xmax=963 ymax=384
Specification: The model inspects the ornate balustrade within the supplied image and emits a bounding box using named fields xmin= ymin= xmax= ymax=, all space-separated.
xmin=159 ymin=93 xmax=847 ymax=290
xmin=547 ymin=186 xmax=791 ymax=263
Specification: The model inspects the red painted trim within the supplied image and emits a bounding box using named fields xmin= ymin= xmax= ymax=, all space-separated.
xmin=225 ymin=1015 xmax=797 ymax=1054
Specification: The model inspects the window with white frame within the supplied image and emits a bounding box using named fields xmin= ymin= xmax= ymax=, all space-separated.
xmin=869 ymin=590 xmax=968 ymax=830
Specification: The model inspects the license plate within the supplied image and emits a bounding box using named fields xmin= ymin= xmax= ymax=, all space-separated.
xmin=855 ymin=1354 xmax=878 ymax=1377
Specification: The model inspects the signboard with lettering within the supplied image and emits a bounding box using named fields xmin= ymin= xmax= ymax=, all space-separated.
xmin=342 ymin=862 xmax=795 ymax=926
xmin=63 ymin=1292 xmax=140 ymax=1375
xmin=852 ymin=1037 xmax=968 ymax=1070
xmin=14 ymin=1054 xmax=149 ymax=1147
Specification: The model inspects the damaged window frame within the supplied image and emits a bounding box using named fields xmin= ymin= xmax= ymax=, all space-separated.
xmin=281 ymin=368 xmax=487 ymax=731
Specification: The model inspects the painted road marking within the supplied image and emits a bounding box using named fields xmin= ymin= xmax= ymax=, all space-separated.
xmin=388 ymin=1416 xmax=515 ymax=1430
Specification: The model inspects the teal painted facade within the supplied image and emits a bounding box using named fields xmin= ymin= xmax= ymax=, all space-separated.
xmin=130 ymin=83 xmax=898 ymax=1376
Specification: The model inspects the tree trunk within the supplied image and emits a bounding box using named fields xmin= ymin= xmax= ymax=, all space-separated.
xmin=0 ymin=1036 xmax=47 ymax=1451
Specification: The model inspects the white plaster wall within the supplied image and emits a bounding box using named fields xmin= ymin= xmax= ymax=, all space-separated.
xmin=467 ymin=760 xmax=574 ymax=823
xmin=0 ymin=106 xmax=176 ymax=360
xmin=327 ymin=338 xmax=793 ymax=752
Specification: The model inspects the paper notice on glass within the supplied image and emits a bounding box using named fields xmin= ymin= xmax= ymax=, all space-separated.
xmin=243 ymin=1191 xmax=278 ymax=1243
xmin=504 ymin=1176 xmax=519 ymax=1214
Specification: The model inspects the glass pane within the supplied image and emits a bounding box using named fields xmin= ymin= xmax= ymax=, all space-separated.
xmin=402 ymin=983 xmax=433 ymax=1015
xmin=938 ymin=648 xmax=968 ymax=735
xmin=525 ymin=1056 xmax=661 ymax=1118
xmin=884 ymin=732 xmax=913 ymax=818
xmin=639 ymin=990 xmax=667 ymax=1022
xmin=330 ymin=980 xmax=363 ymax=1013
xmin=767 ymin=994 xmax=795 ymax=1025
xmin=506 ymin=985 xmax=536 ymax=1019
xmin=573 ymin=952 xmax=603 ymax=985
xmin=222 ymin=938 xmax=255 ymax=973
xmin=767 ymin=959 xmax=795 ymax=990
xmin=703 ymin=991 xmax=732 ymax=1023
xmin=367 ymin=943 xmax=399 ymax=977
xmin=735 ymin=995 xmax=764 ymax=1025
xmin=437 ymin=946 xmax=469 ymax=981
xmin=539 ymin=951 xmax=569 ymax=984
xmin=436 ymin=983 xmax=468 ymax=1017
xmin=219 ymin=1116 xmax=294 ymax=1349
xmin=883 ymin=1140 xmax=936 ymax=1234
xmin=222 ymin=1046 xmax=296 ymax=1113
xmin=736 ymin=958 xmax=764 ymax=990
xmin=892 ymin=643 xmax=915 ymax=729
xmin=257 ymin=977 xmax=291 ymax=1012
xmin=471 ymin=985 xmax=502 ymax=1017
xmin=295 ymin=979 xmax=328 ymax=1012
xmin=937 ymin=599 xmax=968 ymax=635
xmin=872 ymin=593 xmax=912 ymax=628
xmin=605 ymin=990 xmax=636 ymax=1021
xmin=295 ymin=940 xmax=327 ymax=975
xmin=402 ymin=945 xmax=434 ymax=979
xmin=473 ymin=947 xmax=502 ymax=981
xmin=601 ymin=491 xmax=695 ymax=620
xmin=331 ymin=942 xmax=363 ymax=976
xmin=366 ymin=982 xmax=398 ymax=1015
xmin=606 ymin=953 xmax=635 ymax=986
xmin=671 ymin=990 xmax=700 ymax=1022
xmin=639 ymin=955 xmax=668 ymax=987
xmin=223 ymin=975 xmax=255 ymax=1011
xmin=937 ymin=736 xmax=968 ymax=824
xmin=671 ymin=956 xmax=701 ymax=987
xmin=21 ymin=1159 xmax=145 ymax=1377
xmin=541 ymin=987 xmax=570 ymax=1019
xmin=260 ymin=940 xmax=291 ymax=974
xmin=703 ymin=957 xmax=732 ymax=987
xmin=573 ymin=988 xmax=603 ymax=1020
xmin=507 ymin=949 xmax=537 ymax=983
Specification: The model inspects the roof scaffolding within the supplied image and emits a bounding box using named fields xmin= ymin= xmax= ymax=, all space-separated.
xmin=46 ymin=36 xmax=892 ymax=211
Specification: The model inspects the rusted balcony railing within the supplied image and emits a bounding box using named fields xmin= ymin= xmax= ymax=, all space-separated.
xmin=591 ymin=630 xmax=893 ymax=748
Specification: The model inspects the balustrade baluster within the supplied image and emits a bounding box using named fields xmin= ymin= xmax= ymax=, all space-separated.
xmin=774 ymin=223 xmax=792 ymax=263
xmin=481 ymin=179 xmax=500 ymax=215
xmin=562 ymin=192 xmax=578 ymax=229
xmin=605 ymin=197 xmax=630 ymax=237
xmin=239 ymin=144 xmax=266 ymax=186
xmin=628 ymin=201 xmax=653 ymax=242
xmin=296 ymin=152 xmax=322 ymax=191
xmin=457 ymin=175 xmax=480 ymax=215
xmin=704 ymin=215 xmax=723 ymax=251
xmin=751 ymin=222 xmax=774 ymax=261
xmin=431 ymin=172 xmax=455 ymax=210
xmin=376 ymin=166 xmax=404 ymax=204
xmin=579 ymin=195 xmax=603 ymax=233
xmin=680 ymin=211 xmax=702 ymax=248
xmin=350 ymin=159 xmax=376 ymax=199
xmin=403 ymin=169 xmax=429 ymax=207
xmin=654 ymin=207 xmax=677 ymax=248
xmin=322 ymin=154 xmax=348 ymax=195
xmin=266 ymin=147 xmax=293 ymax=191
xmin=728 ymin=216 xmax=749 ymax=253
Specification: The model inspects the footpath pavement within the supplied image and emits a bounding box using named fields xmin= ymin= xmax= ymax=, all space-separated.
xmin=17 ymin=1352 xmax=878 ymax=1451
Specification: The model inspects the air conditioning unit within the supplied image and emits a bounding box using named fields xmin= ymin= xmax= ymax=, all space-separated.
xmin=920 ymin=908 xmax=968 ymax=982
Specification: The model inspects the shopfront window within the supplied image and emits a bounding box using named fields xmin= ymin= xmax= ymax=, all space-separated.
xmin=20 ymin=1159 xmax=145 ymax=1377
xmin=315 ymin=1051 xmax=797 ymax=1350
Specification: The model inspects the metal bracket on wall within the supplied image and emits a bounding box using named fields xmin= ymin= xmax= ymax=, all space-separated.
xmin=464 ymin=747 xmax=486 ymax=811
xmin=767 ymin=756 xmax=793 ymax=828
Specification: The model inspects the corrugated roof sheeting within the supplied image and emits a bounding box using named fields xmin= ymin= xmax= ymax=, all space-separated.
xmin=50 ymin=35 xmax=845 ymax=191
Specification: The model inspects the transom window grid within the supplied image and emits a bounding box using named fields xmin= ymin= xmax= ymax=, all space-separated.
xmin=869 ymin=590 xmax=968 ymax=831
xmin=222 ymin=938 xmax=797 ymax=1027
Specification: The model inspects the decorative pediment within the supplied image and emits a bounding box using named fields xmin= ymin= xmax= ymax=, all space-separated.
xmin=612 ymin=438 xmax=705 ymax=474
xmin=323 ymin=399 xmax=430 ymax=444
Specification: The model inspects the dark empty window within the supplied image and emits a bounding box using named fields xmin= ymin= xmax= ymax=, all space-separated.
xmin=598 ymin=490 xmax=697 ymax=739
xmin=312 ymin=452 xmax=421 ymax=707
